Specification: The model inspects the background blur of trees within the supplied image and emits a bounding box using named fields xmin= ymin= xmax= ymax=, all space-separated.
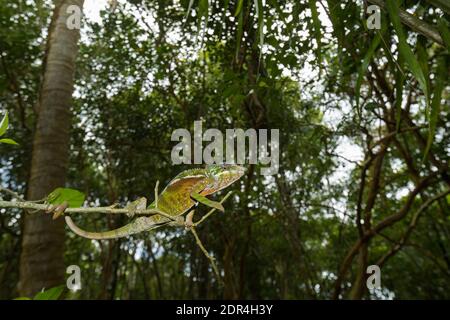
xmin=0 ymin=0 xmax=449 ymax=299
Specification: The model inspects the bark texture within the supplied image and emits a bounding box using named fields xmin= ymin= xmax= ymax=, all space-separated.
xmin=19 ymin=0 xmax=84 ymax=296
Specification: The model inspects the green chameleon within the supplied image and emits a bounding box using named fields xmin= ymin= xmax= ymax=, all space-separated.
xmin=65 ymin=164 xmax=245 ymax=240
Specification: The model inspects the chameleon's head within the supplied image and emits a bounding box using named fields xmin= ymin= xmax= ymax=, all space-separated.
xmin=201 ymin=164 xmax=245 ymax=195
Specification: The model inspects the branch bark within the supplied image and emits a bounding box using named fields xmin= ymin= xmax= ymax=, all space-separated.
xmin=19 ymin=0 xmax=84 ymax=297
xmin=377 ymin=188 xmax=450 ymax=267
xmin=368 ymin=0 xmax=444 ymax=45
xmin=332 ymin=172 xmax=439 ymax=299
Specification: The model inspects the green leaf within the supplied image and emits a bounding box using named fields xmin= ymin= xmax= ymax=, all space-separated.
xmin=198 ymin=0 xmax=208 ymax=19
xmin=395 ymin=55 xmax=405 ymax=131
xmin=13 ymin=297 xmax=32 ymax=300
xmin=235 ymin=9 xmax=244 ymax=61
xmin=219 ymin=0 xmax=231 ymax=37
xmin=386 ymin=0 xmax=429 ymax=115
xmin=0 ymin=111 xmax=9 ymax=136
xmin=325 ymin=0 xmax=344 ymax=50
xmin=424 ymin=56 xmax=446 ymax=159
xmin=308 ymin=0 xmax=322 ymax=65
xmin=437 ymin=18 xmax=450 ymax=51
xmin=47 ymin=188 xmax=85 ymax=208
xmin=34 ymin=285 xmax=65 ymax=300
xmin=0 ymin=138 xmax=18 ymax=145
xmin=234 ymin=0 xmax=244 ymax=17
xmin=183 ymin=0 xmax=195 ymax=24
xmin=254 ymin=0 xmax=264 ymax=46
xmin=197 ymin=0 xmax=209 ymax=42
xmin=355 ymin=33 xmax=381 ymax=115
xmin=416 ymin=39 xmax=429 ymax=87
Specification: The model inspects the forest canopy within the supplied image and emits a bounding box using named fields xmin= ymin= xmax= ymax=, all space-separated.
xmin=0 ymin=0 xmax=449 ymax=300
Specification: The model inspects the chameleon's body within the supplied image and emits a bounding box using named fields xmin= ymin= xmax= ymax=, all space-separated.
xmin=65 ymin=165 xmax=245 ymax=240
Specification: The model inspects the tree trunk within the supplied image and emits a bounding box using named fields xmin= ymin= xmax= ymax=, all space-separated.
xmin=19 ymin=0 xmax=83 ymax=296
xmin=349 ymin=243 xmax=368 ymax=299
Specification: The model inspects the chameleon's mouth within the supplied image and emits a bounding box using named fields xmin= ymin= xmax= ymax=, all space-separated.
xmin=235 ymin=165 xmax=246 ymax=176
xmin=201 ymin=165 xmax=246 ymax=195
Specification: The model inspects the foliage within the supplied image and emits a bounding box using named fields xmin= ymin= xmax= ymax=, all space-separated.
xmin=14 ymin=285 xmax=65 ymax=300
xmin=0 ymin=0 xmax=449 ymax=300
xmin=0 ymin=112 xmax=18 ymax=145
xmin=47 ymin=188 xmax=86 ymax=208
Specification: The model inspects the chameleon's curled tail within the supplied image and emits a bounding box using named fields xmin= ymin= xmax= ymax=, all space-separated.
xmin=65 ymin=216 xmax=169 ymax=240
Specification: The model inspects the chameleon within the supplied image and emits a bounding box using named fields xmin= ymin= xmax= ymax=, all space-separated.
xmin=65 ymin=164 xmax=245 ymax=240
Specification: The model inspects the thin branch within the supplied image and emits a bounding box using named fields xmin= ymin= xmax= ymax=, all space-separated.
xmin=0 ymin=186 xmax=233 ymax=285
xmin=0 ymin=199 xmax=178 ymax=222
xmin=301 ymin=202 xmax=349 ymax=216
xmin=329 ymin=152 xmax=362 ymax=167
xmin=377 ymin=188 xmax=450 ymax=267
xmin=0 ymin=187 xmax=234 ymax=225
xmin=370 ymin=125 xmax=426 ymax=150
xmin=332 ymin=172 xmax=439 ymax=299
xmin=194 ymin=191 xmax=233 ymax=227
xmin=368 ymin=0 xmax=444 ymax=45
xmin=0 ymin=187 xmax=24 ymax=201
xmin=190 ymin=227 xmax=222 ymax=285
xmin=187 ymin=191 xmax=234 ymax=285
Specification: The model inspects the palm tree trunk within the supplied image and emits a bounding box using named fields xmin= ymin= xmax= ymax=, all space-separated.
xmin=19 ymin=0 xmax=84 ymax=296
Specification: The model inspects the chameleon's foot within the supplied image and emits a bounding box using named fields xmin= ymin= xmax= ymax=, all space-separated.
xmin=126 ymin=206 xmax=135 ymax=218
xmin=168 ymin=215 xmax=185 ymax=227
xmin=125 ymin=197 xmax=147 ymax=218
xmin=45 ymin=201 xmax=68 ymax=220
xmin=184 ymin=210 xmax=195 ymax=230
